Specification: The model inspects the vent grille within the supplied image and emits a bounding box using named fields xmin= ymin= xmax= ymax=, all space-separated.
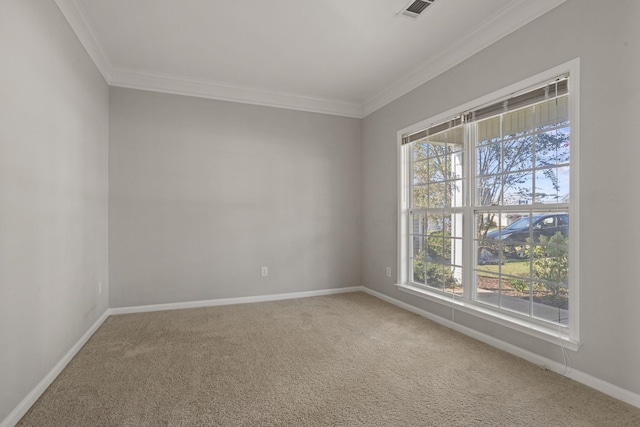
xmin=400 ymin=0 xmax=436 ymax=18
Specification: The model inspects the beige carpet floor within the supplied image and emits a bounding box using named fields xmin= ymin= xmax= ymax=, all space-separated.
xmin=18 ymin=292 xmax=640 ymax=426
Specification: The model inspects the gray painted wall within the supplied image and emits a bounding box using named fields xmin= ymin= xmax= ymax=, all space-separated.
xmin=0 ymin=0 xmax=109 ymax=421
xmin=108 ymin=88 xmax=361 ymax=307
xmin=361 ymin=0 xmax=640 ymax=394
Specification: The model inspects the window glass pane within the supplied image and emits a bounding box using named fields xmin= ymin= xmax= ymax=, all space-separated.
xmin=476 ymin=176 xmax=501 ymax=206
xmin=412 ymin=256 xmax=426 ymax=285
xmin=501 ymin=257 xmax=531 ymax=281
xmin=411 ymin=235 xmax=423 ymax=256
xmin=431 ymin=144 xmax=448 ymax=157
xmin=475 ymin=271 xmax=501 ymax=307
xmin=503 ymin=172 xmax=533 ymax=206
xmin=448 ymin=142 xmax=464 ymax=155
xmin=476 ymin=212 xmax=500 ymax=240
xmin=558 ymin=214 xmax=569 ymax=227
xmin=411 ymin=212 xmax=426 ymax=234
xmin=477 ymin=143 xmax=501 ymax=176
xmin=428 ymin=155 xmax=448 ymax=182
xmin=535 ymin=126 xmax=570 ymax=168
xmin=412 ymin=185 xmax=428 ymax=208
xmin=426 ymin=262 xmax=445 ymax=289
xmin=503 ymin=242 xmax=531 ymax=262
xmin=532 ymin=240 xmax=569 ymax=286
xmin=445 ymin=265 xmax=463 ymax=295
xmin=442 ymin=215 xmax=452 ymax=234
xmin=413 ymin=141 xmax=433 ymax=161
xmin=428 ymin=182 xmax=447 ymax=208
xmin=444 ymin=213 xmax=463 ymax=238
xmin=534 ymin=167 xmax=569 ymax=204
xmin=532 ymin=261 xmax=568 ymax=288
xmin=473 ymin=209 xmax=570 ymax=321
xmin=442 ymin=237 xmax=463 ymax=266
xmin=426 ymin=236 xmax=445 ymax=261
xmin=448 ymin=180 xmax=464 ymax=208
xmin=530 ymin=213 xmax=569 ymax=243
xmin=499 ymin=212 xmax=533 ymax=244
xmin=426 ymin=213 xmax=443 ymax=234
xmin=413 ymin=160 xmax=429 ymax=184
xmin=503 ymin=137 xmax=533 ymax=173
xmin=500 ymin=278 xmax=532 ymax=317
xmin=532 ymin=282 xmax=569 ymax=325
xmin=476 ymin=239 xmax=501 ymax=266
xmin=447 ymin=152 xmax=464 ymax=180
xmin=410 ymin=212 xmax=420 ymax=230
xmin=421 ymin=214 xmax=465 ymax=293
xmin=410 ymin=213 xmax=426 ymax=273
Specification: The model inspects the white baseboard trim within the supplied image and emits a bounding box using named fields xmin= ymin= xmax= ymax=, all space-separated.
xmin=8 ymin=285 xmax=636 ymax=427
xmin=2 ymin=286 xmax=364 ymax=427
xmin=361 ymin=287 xmax=640 ymax=410
xmin=0 ymin=309 xmax=111 ymax=427
xmin=109 ymin=286 xmax=365 ymax=315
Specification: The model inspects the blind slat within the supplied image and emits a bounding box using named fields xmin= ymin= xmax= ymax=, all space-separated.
xmin=469 ymin=79 xmax=568 ymax=122
xmin=402 ymin=116 xmax=462 ymax=145
xmin=402 ymin=76 xmax=568 ymax=145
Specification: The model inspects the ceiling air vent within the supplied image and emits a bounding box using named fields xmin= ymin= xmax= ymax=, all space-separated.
xmin=399 ymin=0 xmax=435 ymax=19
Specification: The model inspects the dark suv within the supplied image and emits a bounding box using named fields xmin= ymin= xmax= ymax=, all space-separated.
xmin=484 ymin=213 xmax=569 ymax=258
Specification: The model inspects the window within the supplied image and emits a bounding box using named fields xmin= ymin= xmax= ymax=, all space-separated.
xmin=398 ymin=61 xmax=579 ymax=347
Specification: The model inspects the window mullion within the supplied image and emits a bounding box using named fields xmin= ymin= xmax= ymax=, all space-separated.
xmin=405 ymin=144 xmax=413 ymax=284
xmin=463 ymin=121 xmax=475 ymax=301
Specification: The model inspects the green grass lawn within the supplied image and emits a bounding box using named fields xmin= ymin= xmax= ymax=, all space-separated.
xmin=478 ymin=260 xmax=530 ymax=277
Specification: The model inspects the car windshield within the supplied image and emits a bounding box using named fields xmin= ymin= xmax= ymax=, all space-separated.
xmin=503 ymin=217 xmax=531 ymax=231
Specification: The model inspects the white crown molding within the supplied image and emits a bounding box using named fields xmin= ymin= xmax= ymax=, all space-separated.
xmin=361 ymin=0 xmax=568 ymax=117
xmin=54 ymin=0 xmax=362 ymax=117
xmin=55 ymin=0 xmax=112 ymax=82
xmin=56 ymin=0 xmax=566 ymax=119
xmin=109 ymin=67 xmax=364 ymax=118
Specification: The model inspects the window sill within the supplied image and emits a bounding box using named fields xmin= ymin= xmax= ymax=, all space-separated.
xmin=396 ymin=283 xmax=580 ymax=351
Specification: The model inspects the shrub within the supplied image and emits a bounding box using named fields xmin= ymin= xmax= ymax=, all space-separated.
xmin=508 ymin=278 xmax=529 ymax=295
xmin=413 ymin=250 xmax=459 ymax=290
xmin=531 ymin=232 xmax=569 ymax=307
xmin=426 ymin=232 xmax=452 ymax=260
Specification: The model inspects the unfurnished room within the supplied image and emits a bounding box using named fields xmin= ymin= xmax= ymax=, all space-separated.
xmin=2 ymin=0 xmax=640 ymax=426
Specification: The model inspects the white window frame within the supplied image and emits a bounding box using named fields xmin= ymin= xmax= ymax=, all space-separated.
xmin=396 ymin=59 xmax=580 ymax=350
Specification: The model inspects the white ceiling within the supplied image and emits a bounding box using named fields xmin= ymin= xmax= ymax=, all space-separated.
xmin=55 ymin=0 xmax=566 ymax=118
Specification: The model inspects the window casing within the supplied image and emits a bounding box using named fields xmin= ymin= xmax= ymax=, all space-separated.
xmin=398 ymin=62 xmax=579 ymax=347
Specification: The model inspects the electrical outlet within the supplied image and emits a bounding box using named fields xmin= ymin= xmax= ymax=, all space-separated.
xmin=386 ymin=267 xmax=392 ymax=278
xmin=261 ymin=266 xmax=268 ymax=277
